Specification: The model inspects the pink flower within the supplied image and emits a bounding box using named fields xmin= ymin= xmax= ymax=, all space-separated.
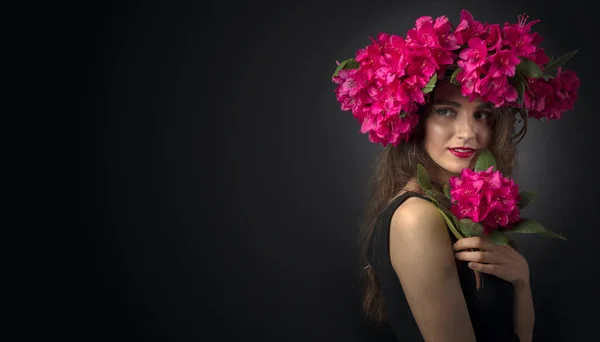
xmin=457 ymin=38 xmax=488 ymax=74
xmin=456 ymin=68 xmax=481 ymax=101
xmin=434 ymin=16 xmax=460 ymax=50
xmin=554 ymin=68 xmax=580 ymax=105
xmin=404 ymin=15 xmax=459 ymax=73
xmin=406 ymin=16 xmax=441 ymax=49
xmin=331 ymin=32 xmax=431 ymax=146
xmin=477 ymin=74 xmax=518 ymax=107
xmin=399 ymin=75 xmax=428 ymax=105
xmin=528 ymin=34 xmax=550 ymax=66
xmin=333 ymin=69 xmax=364 ymax=96
xmin=487 ymin=50 xmax=521 ymax=77
xmin=502 ymin=14 xmax=540 ymax=57
xmin=362 ymin=110 xmax=420 ymax=146
xmin=524 ymin=67 xmax=580 ymax=120
xmin=454 ymin=10 xmax=486 ymax=46
xmin=449 ymin=166 xmax=521 ymax=234
xmin=523 ymin=78 xmax=554 ymax=119
xmin=404 ymin=48 xmax=439 ymax=78
xmin=485 ymin=24 xmax=503 ymax=52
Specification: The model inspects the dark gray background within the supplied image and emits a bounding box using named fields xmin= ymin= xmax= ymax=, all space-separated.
xmin=44 ymin=0 xmax=600 ymax=340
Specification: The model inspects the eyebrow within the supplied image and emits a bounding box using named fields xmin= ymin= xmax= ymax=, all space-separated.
xmin=434 ymin=100 xmax=492 ymax=110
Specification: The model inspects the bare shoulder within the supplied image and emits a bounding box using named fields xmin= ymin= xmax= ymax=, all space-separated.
xmin=388 ymin=196 xmax=476 ymax=341
xmin=390 ymin=196 xmax=448 ymax=239
xmin=389 ymin=195 xmax=456 ymax=273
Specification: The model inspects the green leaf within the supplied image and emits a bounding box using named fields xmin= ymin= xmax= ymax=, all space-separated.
xmin=450 ymin=68 xmax=462 ymax=86
xmin=537 ymin=230 xmax=569 ymax=240
xmin=424 ymin=190 xmax=440 ymax=206
xmin=459 ymin=219 xmax=484 ymax=237
xmin=518 ymin=190 xmax=537 ymax=209
xmin=544 ymin=50 xmax=578 ymax=76
xmin=509 ymin=75 xmax=526 ymax=105
xmin=332 ymin=58 xmax=360 ymax=77
xmin=417 ymin=163 xmax=432 ymax=191
xmin=439 ymin=206 xmax=460 ymax=229
xmin=517 ymin=58 xmax=543 ymax=78
xmin=489 ymin=230 xmax=509 ymax=245
xmin=422 ymin=72 xmax=437 ymax=94
xmin=443 ymin=183 xmax=452 ymax=200
xmin=517 ymin=83 xmax=525 ymax=105
xmin=511 ymin=219 xmax=567 ymax=240
xmin=474 ymin=148 xmax=497 ymax=172
xmin=542 ymin=74 xmax=554 ymax=81
xmin=436 ymin=207 xmax=463 ymax=240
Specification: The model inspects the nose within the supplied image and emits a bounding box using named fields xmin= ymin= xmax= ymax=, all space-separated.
xmin=455 ymin=112 xmax=476 ymax=141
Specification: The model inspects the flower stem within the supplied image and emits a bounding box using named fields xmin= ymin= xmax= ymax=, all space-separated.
xmin=435 ymin=207 xmax=481 ymax=290
xmin=435 ymin=208 xmax=463 ymax=240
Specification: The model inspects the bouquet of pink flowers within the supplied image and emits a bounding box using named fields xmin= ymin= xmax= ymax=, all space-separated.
xmin=417 ymin=149 xmax=566 ymax=289
xmin=416 ymin=149 xmax=566 ymax=245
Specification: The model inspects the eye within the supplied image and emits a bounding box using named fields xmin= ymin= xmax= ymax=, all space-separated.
xmin=434 ymin=108 xmax=455 ymax=116
xmin=474 ymin=111 xmax=492 ymax=120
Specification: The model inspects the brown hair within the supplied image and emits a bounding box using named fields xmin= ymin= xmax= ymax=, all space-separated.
xmin=357 ymin=87 xmax=528 ymax=325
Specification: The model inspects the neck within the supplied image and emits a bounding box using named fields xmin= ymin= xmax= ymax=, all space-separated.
xmin=430 ymin=166 xmax=459 ymax=185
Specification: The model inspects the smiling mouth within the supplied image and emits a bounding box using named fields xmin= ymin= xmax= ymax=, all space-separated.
xmin=448 ymin=148 xmax=476 ymax=158
xmin=449 ymin=148 xmax=475 ymax=153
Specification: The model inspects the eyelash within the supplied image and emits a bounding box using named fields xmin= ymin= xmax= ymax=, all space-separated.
xmin=434 ymin=108 xmax=492 ymax=120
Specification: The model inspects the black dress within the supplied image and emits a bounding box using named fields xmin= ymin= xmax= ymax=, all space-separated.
xmin=367 ymin=192 xmax=520 ymax=341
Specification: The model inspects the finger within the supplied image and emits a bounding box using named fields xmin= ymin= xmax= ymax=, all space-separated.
xmin=453 ymin=236 xmax=496 ymax=252
xmin=468 ymin=262 xmax=505 ymax=278
xmin=454 ymin=250 xmax=501 ymax=264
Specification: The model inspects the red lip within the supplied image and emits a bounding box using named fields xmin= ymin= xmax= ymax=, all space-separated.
xmin=448 ymin=148 xmax=475 ymax=158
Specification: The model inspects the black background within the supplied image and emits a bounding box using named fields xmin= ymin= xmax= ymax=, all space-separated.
xmin=23 ymin=0 xmax=600 ymax=340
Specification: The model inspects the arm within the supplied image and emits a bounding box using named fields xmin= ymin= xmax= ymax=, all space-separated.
xmin=389 ymin=197 xmax=476 ymax=342
xmin=513 ymin=280 xmax=535 ymax=342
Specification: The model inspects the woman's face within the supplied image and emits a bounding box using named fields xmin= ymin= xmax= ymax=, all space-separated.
xmin=425 ymin=82 xmax=494 ymax=178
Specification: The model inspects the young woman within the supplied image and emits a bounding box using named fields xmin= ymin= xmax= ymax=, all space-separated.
xmin=361 ymin=81 xmax=532 ymax=341
xmin=331 ymin=10 xmax=578 ymax=341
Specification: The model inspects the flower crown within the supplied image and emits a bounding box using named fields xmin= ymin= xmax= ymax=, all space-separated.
xmin=331 ymin=10 xmax=580 ymax=146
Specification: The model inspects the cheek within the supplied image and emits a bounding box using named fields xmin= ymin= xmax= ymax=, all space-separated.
xmin=424 ymin=121 xmax=450 ymax=152
xmin=426 ymin=120 xmax=452 ymax=140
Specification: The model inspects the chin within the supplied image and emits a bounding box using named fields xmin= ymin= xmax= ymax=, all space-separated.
xmin=431 ymin=153 xmax=477 ymax=179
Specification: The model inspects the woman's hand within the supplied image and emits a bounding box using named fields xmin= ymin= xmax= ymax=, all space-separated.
xmin=453 ymin=236 xmax=530 ymax=286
